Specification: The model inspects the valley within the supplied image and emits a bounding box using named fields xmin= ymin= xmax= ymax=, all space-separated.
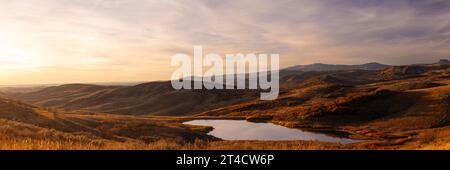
xmin=1 ymin=61 xmax=450 ymax=150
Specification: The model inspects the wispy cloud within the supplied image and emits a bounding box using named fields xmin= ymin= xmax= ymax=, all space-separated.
xmin=0 ymin=0 xmax=449 ymax=85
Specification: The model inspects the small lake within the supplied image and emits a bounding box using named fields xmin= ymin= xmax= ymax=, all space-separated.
xmin=184 ymin=120 xmax=362 ymax=144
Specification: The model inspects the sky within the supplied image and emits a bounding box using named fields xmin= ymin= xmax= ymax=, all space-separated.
xmin=0 ymin=0 xmax=449 ymax=85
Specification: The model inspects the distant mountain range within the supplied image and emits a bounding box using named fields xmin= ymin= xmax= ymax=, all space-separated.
xmin=437 ymin=59 xmax=450 ymax=65
xmin=285 ymin=62 xmax=390 ymax=72
xmin=284 ymin=59 xmax=449 ymax=72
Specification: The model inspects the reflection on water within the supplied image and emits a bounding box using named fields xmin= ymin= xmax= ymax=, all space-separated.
xmin=184 ymin=120 xmax=362 ymax=144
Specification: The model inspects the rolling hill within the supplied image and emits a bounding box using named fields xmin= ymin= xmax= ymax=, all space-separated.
xmin=0 ymin=95 xmax=217 ymax=149
xmin=199 ymin=64 xmax=450 ymax=133
xmin=1 ymin=60 xmax=450 ymax=149
xmin=7 ymin=60 xmax=449 ymax=117
xmin=10 ymin=82 xmax=260 ymax=116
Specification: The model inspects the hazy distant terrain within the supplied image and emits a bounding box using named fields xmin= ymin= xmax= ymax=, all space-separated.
xmin=285 ymin=62 xmax=390 ymax=71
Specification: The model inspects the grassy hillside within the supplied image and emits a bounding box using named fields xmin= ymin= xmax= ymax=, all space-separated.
xmin=1 ymin=63 xmax=449 ymax=150
xmin=197 ymin=65 xmax=450 ymax=145
xmin=0 ymin=97 xmax=359 ymax=150
xmin=11 ymin=82 xmax=260 ymax=116
xmin=0 ymin=96 xmax=219 ymax=149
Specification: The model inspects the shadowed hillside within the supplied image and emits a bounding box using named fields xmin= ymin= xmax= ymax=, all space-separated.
xmin=11 ymin=82 xmax=260 ymax=116
xmin=8 ymin=62 xmax=450 ymax=117
xmin=197 ymin=63 xmax=450 ymax=145
xmin=0 ymin=96 xmax=359 ymax=150
xmin=0 ymin=95 xmax=219 ymax=149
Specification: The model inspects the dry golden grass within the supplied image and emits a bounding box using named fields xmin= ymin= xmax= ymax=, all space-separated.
xmin=0 ymin=117 xmax=360 ymax=150
xmin=0 ymin=119 xmax=107 ymax=150
xmin=2 ymin=116 xmax=450 ymax=150
xmin=1 ymin=66 xmax=450 ymax=150
xmin=0 ymin=138 xmax=359 ymax=150
xmin=414 ymin=126 xmax=450 ymax=150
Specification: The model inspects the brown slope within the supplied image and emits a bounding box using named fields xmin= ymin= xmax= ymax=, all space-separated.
xmin=0 ymin=97 xmax=43 ymax=122
xmin=12 ymin=84 xmax=122 ymax=107
xmin=11 ymin=81 xmax=260 ymax=116
xmin=0 ymin=96 xmax=98 ymax=133
xmin=199 ymin=64 xmax=450 ymax=131
xmin=0 ymin=97 xmax=216 ymax=150
xmin=10 ymin=64 xmax=450 ymax=118
xmin=63 ymin=81 xmax=261 ymax=116
xmin=9 ymin=70 xmax=357 ymax=116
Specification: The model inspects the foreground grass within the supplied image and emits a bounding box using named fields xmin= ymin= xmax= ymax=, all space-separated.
xmin=2 ymin=117 xmax=450 ymax=150
xmin=2 ymin=112 xmax=450 ymax=150
xmin=0 ymin=118 xmax=355 ymax=150
xmin=0 ymin=138 xmax=358 ymax=150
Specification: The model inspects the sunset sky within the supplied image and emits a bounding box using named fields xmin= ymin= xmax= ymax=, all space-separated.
xmin=1 ymin=0 xmax=450 ymax=85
